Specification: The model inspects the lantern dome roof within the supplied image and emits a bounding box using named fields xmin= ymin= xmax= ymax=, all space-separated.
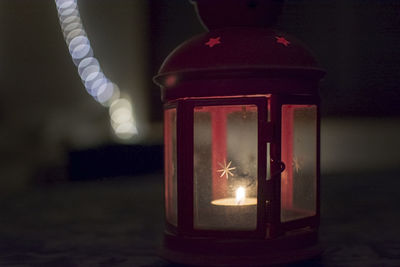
xmin=154 ymin=27 xmax=325 ymax=88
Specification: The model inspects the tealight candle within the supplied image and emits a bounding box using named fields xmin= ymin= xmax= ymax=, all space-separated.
xmin=211 ymin=186 xmax=257 ymax=206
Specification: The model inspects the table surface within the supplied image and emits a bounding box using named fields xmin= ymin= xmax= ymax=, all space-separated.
xmin=0 ymin=171 xmax=399 ymax=266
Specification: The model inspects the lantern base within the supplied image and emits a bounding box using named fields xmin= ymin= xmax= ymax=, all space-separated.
xmin=160 ymin=228 xmax=321 ymax=266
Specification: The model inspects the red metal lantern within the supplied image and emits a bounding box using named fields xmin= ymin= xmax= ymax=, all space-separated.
xmin=154 ymin=1 xmax=325 ymax=265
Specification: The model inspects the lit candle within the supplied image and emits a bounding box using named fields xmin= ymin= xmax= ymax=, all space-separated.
xmin=207 ymin=186 xmax=257 ymax=229
xmin=211 ymin=186 xmax=257 ymax=206
xmin=235 ymin=186 xmax=245 ymax=205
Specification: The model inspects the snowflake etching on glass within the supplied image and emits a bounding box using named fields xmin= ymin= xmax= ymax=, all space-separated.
xmin=217 ymin=160 xmax=236 ymax=179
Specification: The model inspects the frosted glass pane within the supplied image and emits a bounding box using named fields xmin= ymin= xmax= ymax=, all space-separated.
xmin=194 ymin=105 xmax=258 ymax=230
xmin=164 ymin=109 xmax=177 ymax=226
xmin=281 ymin=105 xmax=317 ymax=222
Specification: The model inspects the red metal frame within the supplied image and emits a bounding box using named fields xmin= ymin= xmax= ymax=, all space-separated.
xmin=164 ymin=109 xmax=175 ymax=227
xmin=159 ymin=78 xmax=321 ymax=102
xmin=268 ymin=94 xmax=281 ymax=237
xmin=176 ymin=100 xmax=194 ymax=236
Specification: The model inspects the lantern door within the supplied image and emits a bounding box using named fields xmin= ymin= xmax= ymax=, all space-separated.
xmin=277 ymin=96 xmax=320 ymax=232
xmin=174 ymin=97 xmax=271 ymax=238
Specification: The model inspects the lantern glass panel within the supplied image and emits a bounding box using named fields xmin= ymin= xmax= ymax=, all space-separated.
xmin=164 ymin=108 xmax=177 ymax=226
xmin=193 ymin=105 xmax=258 ymax=230
xmin=281 ymin=105 xmax=317 ymax=222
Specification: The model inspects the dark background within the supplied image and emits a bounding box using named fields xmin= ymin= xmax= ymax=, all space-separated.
xmin=0 ymin=0 xmax=399 ymax=188
xmin=0 ymin=0 xmax=399 ymax=266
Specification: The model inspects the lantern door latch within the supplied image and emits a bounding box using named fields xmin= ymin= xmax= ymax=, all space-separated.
xmin=270 ymin=159 xmax=286 ymax=179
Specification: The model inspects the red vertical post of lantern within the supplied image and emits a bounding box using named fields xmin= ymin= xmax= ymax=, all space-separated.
xmin=164 ymin=110 xmax=173 ymax=221
xmin=211 ymin=108 xmax=227 ymax=200
xmin=281 ymin=105 xmax=294 ymax=210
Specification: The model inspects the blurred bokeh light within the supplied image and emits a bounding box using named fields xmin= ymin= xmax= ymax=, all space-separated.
xmin=55 ymin=0 xmax=137 ymax=139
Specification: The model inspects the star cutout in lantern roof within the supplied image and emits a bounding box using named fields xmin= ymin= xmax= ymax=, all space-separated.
xmin=205 ymin=37 xmax=221 ymax=48
xmin=275 ymin=36 xmax=290 ymax=47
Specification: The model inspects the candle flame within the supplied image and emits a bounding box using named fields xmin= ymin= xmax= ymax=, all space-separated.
xmin=235 ymin=186 xmax=246 ymax=205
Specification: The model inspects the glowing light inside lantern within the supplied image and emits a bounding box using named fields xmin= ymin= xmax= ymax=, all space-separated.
xmin=235 ymin=186 xmax=246 ymax=205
